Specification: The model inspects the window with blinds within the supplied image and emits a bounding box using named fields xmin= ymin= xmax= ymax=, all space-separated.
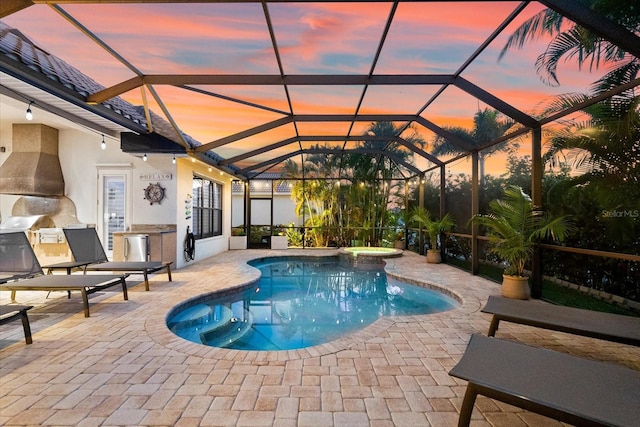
xmin=192 ymin=175 xmax=223 ymax=239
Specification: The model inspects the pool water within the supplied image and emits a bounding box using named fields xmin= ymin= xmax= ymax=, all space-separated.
xmin=167 ymin=257 xmax=458 ymax=351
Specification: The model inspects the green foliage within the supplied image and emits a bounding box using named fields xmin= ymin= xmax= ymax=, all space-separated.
xmin=410 ymin=207 xmax=455 ymax=251
xmin=282 ymin=121 xmax=423 ymax=247
xmin=499 ymin=0 xmax=639 ymax=87
xmin=471 ymin=185 xmax=575 ymax=276
xmin=231 ymin=226 xmax=246 ymax=236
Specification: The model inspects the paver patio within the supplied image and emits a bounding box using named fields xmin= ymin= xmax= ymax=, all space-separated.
xmin=1 ymin=249 xmax=638 ymax=426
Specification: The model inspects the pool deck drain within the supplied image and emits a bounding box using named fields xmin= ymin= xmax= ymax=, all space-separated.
xmin=1 ymin=249 xmax=638 ymax=426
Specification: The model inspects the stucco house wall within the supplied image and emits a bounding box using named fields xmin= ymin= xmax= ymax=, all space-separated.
xmin=0 ymin=120 xmax=233 ymax=270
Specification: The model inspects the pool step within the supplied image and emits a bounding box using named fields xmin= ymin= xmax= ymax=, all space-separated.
xmin=167 ymin=303 xmax=213 ymax=329
xmin=200 ymin=309 xmax=253 ymax=347
xmin=168 ymin=305 xmax=233 ymax=344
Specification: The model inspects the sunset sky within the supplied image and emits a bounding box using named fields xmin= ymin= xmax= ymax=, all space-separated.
xmin=2 ymin=1 xmax=604 ymax=175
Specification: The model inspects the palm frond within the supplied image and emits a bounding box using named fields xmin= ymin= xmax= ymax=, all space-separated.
xmin=498 ymin=9 xmax=564 ymax=60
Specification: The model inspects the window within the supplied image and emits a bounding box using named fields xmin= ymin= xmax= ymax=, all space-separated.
xmin=192 ymin=175 xmax=222 ymax=239
xmin=97 ymin=167 xmax=131 ymax=256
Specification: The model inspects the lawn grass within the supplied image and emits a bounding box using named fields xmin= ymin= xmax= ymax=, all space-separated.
xmin=446 ymin=257 xmax=639 ymax=317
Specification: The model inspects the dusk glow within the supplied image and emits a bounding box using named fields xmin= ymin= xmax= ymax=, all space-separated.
xmin=1 ymin=1 xmax=606 ymax=175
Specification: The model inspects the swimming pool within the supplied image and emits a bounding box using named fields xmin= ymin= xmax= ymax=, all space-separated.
xmin=166 ymin=256 xmax=458 ymax=351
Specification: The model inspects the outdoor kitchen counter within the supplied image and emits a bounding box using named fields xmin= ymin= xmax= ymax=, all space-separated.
xmin=113 ymin=226 xmax=176 ymax=265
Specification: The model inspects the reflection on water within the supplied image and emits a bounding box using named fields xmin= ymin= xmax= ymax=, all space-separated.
xmin=167 ymin=257 xmax=458 ymax=351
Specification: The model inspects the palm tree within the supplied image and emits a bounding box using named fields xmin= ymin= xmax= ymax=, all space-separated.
xmin=281 ymin=150 xmax=342 ymax=247
xmin=499 ymin=1 xmax=639 ymax=88
xmin=431 ymin=108 xmax=513 ymax=188
xmin=345 ymin=121 xmax=425 ymax=245
xmin=472 ymin=186 xmax=575 ymax=277
xmin=541 ymin=87 xmax=640 ymax=245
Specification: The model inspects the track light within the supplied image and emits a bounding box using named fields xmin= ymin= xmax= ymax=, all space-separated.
xmin=172 ymin=154 xmax=176 ymax=164
xmin=101 ymin=134 xmax=106 ymax=150
xmin=143 ymin=153 xmax=148 ymax=162
xmin=25 ymin=102 xmax=33 ymax=120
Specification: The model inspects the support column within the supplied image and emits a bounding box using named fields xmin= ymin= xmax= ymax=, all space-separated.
xmin=404 ymin=179 xmax=409 ymax=250
xmin=245 ymin=181 xmax=251 ymax=245
xmin=471 ymin=151 xmax=479 ymax=275
xmin=418 ymin=174 xmax=425 ymax=255
xmin=531 ymin=126 xmax=543 ymax=298
xmin=439 ymin=165 xmax=446 ymax=219
xmin=440 ymin=165 xmax=446 ymax=259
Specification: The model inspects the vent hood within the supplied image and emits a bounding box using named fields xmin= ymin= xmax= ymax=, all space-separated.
xmin=0 ymin=123 xmax=65 ymax=196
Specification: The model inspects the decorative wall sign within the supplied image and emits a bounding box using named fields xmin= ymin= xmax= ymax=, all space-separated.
xmin=144 ymin=182 xmax=166 ymax=205
xmin=140 ymin=173 xmax=172 ymax=181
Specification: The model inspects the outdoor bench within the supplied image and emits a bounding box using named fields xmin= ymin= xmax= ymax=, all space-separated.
xmin=450 ymin=334 xmax=640 ymax=427
xmin=482 ymin=295 xmax=640 ymax=346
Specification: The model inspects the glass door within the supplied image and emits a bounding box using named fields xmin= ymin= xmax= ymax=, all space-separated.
xmin=97 ymin=168 xmax=131 ymax=258
xmin=249 ymin=198 xmax=272 ymax=248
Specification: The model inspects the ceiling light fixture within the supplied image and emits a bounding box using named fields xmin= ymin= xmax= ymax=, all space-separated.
xmin=101 ymin=134 xmax=106 ymax=150
xmin=143 ymin=153 xmax=148 ymax=162
xmin=25 ymin=102 xmax=33 ymax=120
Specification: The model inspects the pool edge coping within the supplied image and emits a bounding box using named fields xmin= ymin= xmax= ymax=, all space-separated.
xmin=144 ymin=250 xmax=489 ymax=360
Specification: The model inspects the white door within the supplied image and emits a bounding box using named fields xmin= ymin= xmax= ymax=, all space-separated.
xmin=97 ymin=168 xmax=132 ymax=258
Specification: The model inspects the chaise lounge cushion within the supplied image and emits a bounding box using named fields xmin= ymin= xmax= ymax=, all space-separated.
xmin=449 ymin=334 xmax=640 ymax=427
xmin=482 ymin=295 xmax=640 ymax=346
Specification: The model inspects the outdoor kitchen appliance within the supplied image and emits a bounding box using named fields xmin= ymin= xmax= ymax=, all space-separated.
xmin=0 ymin=214 xmax=53 ymax=235
xmin=124 ymin=234 xmax=150 ymax=262
xmin=0 ymin=124 xmax=64 ymax=197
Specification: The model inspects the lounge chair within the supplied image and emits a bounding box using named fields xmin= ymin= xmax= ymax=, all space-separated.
xmin=481 ymin=295 xmax=640 ymax=346
xmin=0 ymin=232 xmax=128 ymax=317
xmin=0 ymin=305 xmax=33 ymax=344
xmin=60 ymin=228 xmax=172 ymax=291
xmin=0 ymin=231 xmax=43 ymax=284
xmin=449 ymin=334 xmax=640 ymax=427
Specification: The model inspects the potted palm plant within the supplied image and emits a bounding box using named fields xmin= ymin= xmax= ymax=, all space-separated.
xmin=411 ymin=207 xmax=455 ymax=263
xmin=471 ymin=185 xmax=574 ymax=299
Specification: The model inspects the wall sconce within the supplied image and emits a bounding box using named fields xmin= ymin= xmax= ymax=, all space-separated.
xmin=25 ymin=102 xmax=33 ymax=120
xmin=101 ymin=134 xmax=106 ymax=150
xmin=143 ymin=153 xmax=148 ymax=162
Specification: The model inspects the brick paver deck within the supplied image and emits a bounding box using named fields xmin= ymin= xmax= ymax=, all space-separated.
xmin=1 ymin=249 xmax=638 ymax=426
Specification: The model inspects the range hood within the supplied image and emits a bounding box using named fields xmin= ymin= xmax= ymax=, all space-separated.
xmin=0 ymin=123 xmax=65 ymax=196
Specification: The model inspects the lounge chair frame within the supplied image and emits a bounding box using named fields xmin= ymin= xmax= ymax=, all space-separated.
xmin=59 ymin=228 xmax=172 ymax=291
xmin=2 ymin=275 xmax=128 ymax=318
xmin=0 ymin=232 xmax=129 ymax=317
xmin=450 ymin=334 xmax=640 ymax=427
xmin=0 ymin=305 xmax=33 ymax=344
xmin=482 ymin=295 xmax=640 ymax=346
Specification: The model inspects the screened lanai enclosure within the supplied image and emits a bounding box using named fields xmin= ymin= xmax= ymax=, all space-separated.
xmin=1 ymin=1 xmax=638 ymax=301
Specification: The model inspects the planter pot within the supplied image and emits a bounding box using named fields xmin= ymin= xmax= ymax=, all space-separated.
xmin=426 ymin=249 xmax=442 ymax=264
xmin=271 ymin=235 xmax=288 ymax=250
xmin=501 ymin=274 xmax=530 ymax=299
xmin=394 ymin=240 xmax=404 ymax=249
xmin=229 ymin=235 xmax=247 ymax=250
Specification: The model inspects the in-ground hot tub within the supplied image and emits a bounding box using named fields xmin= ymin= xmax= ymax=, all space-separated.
xmin=338 ymin=246 xmax=403 ymax=268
